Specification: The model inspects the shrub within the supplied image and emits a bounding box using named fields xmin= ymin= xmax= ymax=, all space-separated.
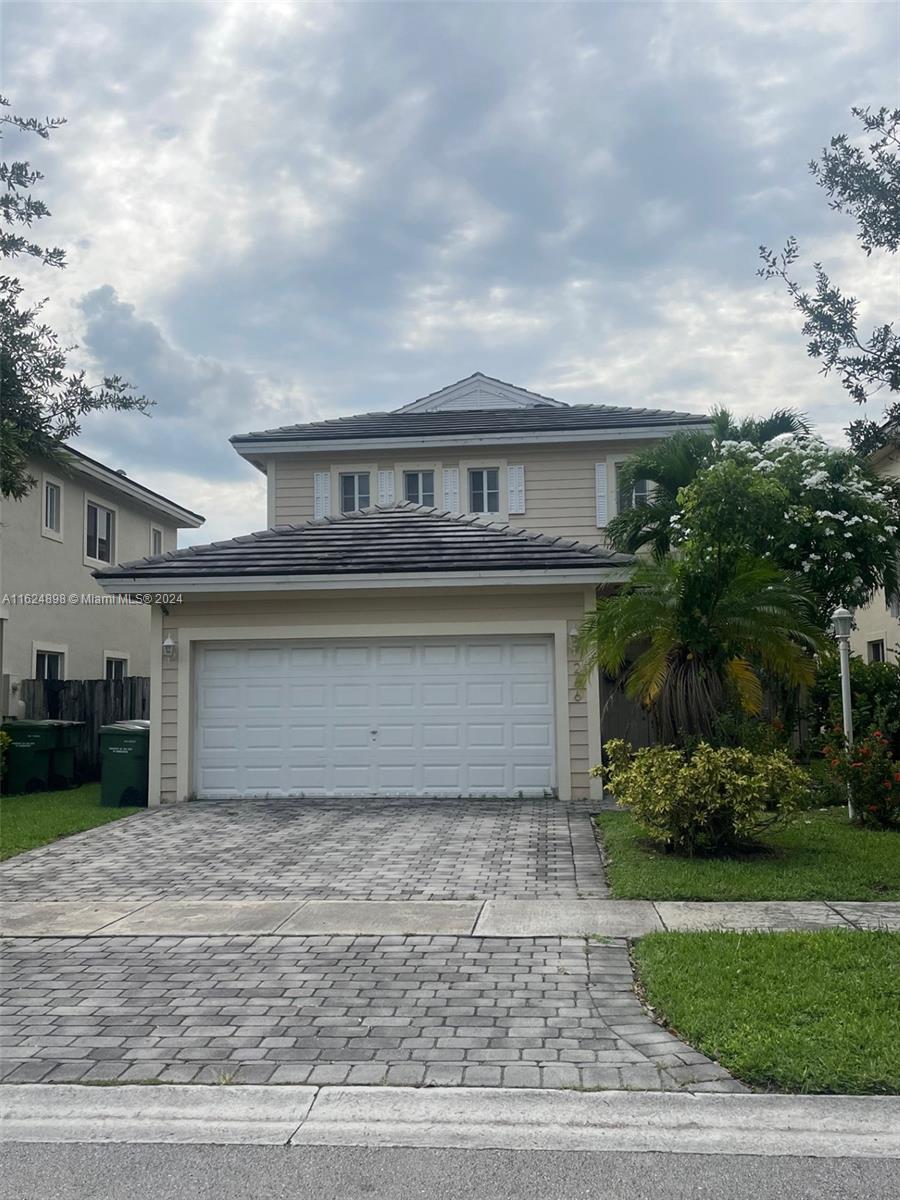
xmin=0 ymin=730 xmax=10 ymax=781
xmin=820 ymin=729 xmax=900 ymax=829
xmin=809 ymin=655 xmax=900 ymax=756
xmin=594 ymin=739 xmax=809 ymax=855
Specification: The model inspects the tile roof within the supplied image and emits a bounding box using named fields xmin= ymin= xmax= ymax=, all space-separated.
xmin=95 ymin=504 xmax=631 ymax=582
xmin=231 ymin=404 xmax=709 ymax=445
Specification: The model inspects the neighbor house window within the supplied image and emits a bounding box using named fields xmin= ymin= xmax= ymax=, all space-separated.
xmin=404 ymin=470 xmax=435 ymax=506
xmin=340 ymin=472 xmax=370 ymax=513
xmin=35 ymin=650 xmax=64 ymax=681
xmin=867 ymin=640 xmax=886 ymax=664
xmin=86 ymin=500 xmax=116 ymax=563
xmin=150 ymin=526 xmax=163 ymax=556
xmin=43 ymin=479 xmax=62 ymax=537
xmin=468 ymin=468 xmax=500 ymax=514
xmin=105 ymin=656 xmax=128 ymax=681
xmin=616 ymin=466 xmax=651 ymax=513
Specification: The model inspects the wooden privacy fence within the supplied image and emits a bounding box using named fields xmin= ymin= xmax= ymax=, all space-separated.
xmin=19 ymin=676 xmax=150 ymax=779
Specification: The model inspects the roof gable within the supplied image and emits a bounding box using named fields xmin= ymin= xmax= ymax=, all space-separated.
xmin=95 ymin=503 xmax=631 ymax=585
xmin=396 ymin=372 xmax=567 ymax=413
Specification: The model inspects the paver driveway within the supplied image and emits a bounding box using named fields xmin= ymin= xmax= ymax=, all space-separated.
xmin=0 ymin=934 xmax=740 ymax=1090
xmin=0 ymin=798 xmax=607 ymax=902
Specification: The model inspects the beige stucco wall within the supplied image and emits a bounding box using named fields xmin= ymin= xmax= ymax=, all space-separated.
xmin=849 ymin=448 xmax=900 ymax=665
xmin=269 ymin=441 xmax=657 ymax=542
xmin=154 ymin=586 xmax=600 ymax=806
xmin=0 ymin=459 xmax=180 ymax=714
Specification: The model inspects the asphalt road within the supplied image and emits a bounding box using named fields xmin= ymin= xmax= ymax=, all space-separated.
xmin=2 ymin=1144 xmax=896 ymax=1200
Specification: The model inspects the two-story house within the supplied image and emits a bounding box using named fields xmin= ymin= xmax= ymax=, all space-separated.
xmin=96 ymin=373 xmax=707 ymax=805
xmin=850 ymin=438 xmax=900 ymax=665
xmin=1 ymin=445 xmax=204 ymax=717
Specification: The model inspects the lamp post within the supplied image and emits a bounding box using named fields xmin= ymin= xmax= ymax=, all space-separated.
xmin=830 ymin=606 xmax=855 ymax=820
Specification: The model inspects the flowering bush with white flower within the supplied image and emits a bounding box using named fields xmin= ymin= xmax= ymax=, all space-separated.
xmin=672 ymin=434 xmax=900 ymax=618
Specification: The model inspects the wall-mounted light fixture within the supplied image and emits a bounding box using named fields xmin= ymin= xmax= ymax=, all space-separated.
xmin=162 ymin=635 xmax=177 ymax=660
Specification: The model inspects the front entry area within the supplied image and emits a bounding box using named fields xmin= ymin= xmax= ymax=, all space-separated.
xmin=193 ymin=635 xmax=557 ymax=799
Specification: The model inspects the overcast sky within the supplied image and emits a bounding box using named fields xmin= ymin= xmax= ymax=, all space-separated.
xmin=4 ymin=1 xmax=897 ymax=544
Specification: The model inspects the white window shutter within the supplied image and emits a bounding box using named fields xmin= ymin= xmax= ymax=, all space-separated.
xmin=507 ymin=464 xmax=525 ymax=514
xmin=377 ymin=469 xmax=395 ymax=506
xmin=442 ymin=467 xmax=460 ymax=513
xmin=313 ymin=471 xmax=331 ymax=519
xmin=595 ymin=462 xmax=608 ymax=527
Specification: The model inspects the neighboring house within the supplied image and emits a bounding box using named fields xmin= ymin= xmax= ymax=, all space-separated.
xmin=850 ymin=439 xmax=900 ymax=665
xmin=95 ymin=372 xmax=708 ymax=805
xmin=0 ymin=446 xmax=204 ymax=717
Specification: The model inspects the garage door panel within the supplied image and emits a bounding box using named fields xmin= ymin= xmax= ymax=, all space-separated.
xmin=466 ymin=682 xmax=504 ymax=706
xmin=334 ymin=725 xmax=372 ymax=748
xmin=195 ymin=636 xmax=556 ymax=800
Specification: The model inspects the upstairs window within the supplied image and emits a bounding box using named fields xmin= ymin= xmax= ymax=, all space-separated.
xmin=404 ymin=470 xmax=435 ymax=506
xmin=43 ymin=479 xmax=62 ymax=536
xmin=105 ymin=656 xmax=128 ymax=681
xmin=616 ymin=466 xmax=652 ymax=513
xmin=340 ymin=472 xmax=370 ymax=513
xmin=867 ymin=640 xmax=886 ymax=664
xmin=35 ymin=650 xmax=64 ymax=681
xmin=468 ymin=467 xmax=500 ymax=515
xmin=86 ymin=500 xmax=116 ymax=563
xmin=150 ymin=526 xmax=163 ymax=556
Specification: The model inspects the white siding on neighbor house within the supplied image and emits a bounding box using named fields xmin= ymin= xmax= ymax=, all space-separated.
xmin=270 ymin=441 xmax=657 ymax=541
xmin=849 ymin=449 xmax=900 ymax=665
xmin=157 ymin=587 xmax=597 ymax=805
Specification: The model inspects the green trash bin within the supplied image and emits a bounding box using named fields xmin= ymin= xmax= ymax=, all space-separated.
xmin=47 ymin=720 xmax=85 ymax=789
xmin=1 ymin=720 xmax=57 ymax=795
xmin=100 ymin=721 xmax=150 ymax=807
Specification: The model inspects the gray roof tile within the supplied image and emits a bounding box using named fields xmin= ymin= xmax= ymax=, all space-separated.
xmin=231 ymin=404 xmax=708 ymax=445
xmin=95 ymin=504 xmax=631 ymax=581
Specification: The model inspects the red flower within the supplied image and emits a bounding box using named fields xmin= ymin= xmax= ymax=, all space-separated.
xmin=884 ymin=780 xmax=893 ymax=790
xmin=869 ymin=805 xmax=879 ymax=812
xmin=874 ymin=730 xmax=884 ymax=739
xmin=831 ymin=759 xmax=840 ymax=768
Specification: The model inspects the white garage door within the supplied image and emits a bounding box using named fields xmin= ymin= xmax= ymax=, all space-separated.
xmin=194 ymin=636 xmax=556 ymax=799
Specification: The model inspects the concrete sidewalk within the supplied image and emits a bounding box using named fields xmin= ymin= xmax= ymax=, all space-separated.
xmin=3 ymin=1084 xmax=898 ymax=1159
xmin=2 ymin=898 xmax=898 ymax=937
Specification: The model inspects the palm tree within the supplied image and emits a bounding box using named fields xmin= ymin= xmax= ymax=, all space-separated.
xmin=609 ymin=406 xmax=809 ymax=558
xmin=577 ymin=555 xmax=826 ymax=745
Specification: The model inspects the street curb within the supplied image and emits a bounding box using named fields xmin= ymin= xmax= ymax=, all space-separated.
xmin=2 ymin=1085 xmax=898 ymax=1157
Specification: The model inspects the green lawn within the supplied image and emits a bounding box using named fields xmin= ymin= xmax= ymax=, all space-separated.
xmin=633 ymin=930 xmax=900 ymax=1094
xmin=0 ymin=783 xmax=142 ymax=860
xmin=596 ymin=808 xmax=900 ymax=900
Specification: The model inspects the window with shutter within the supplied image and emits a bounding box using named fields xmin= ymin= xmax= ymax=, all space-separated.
xmin=313 ymin=472 xmax=331 ymax=519
xmin=595 ymin=463 xmax=608 ymax=527
xmin=442 ymin=467 xmax=460 ymax=513
xmin=507 ymin=464 xmax=525 ymax=514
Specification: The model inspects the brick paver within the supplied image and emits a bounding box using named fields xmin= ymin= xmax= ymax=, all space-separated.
xmin=0 ymin=933 xmax=741 ymax=1090
xmin=0 ymin=798 xmax=607 ymax=902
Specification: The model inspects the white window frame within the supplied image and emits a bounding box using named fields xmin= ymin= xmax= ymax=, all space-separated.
xmin=83 ymin=494 xmax=119 ymax=567
xmin=150 ymin=524 xmax=165 ymax=556
xmin=867 ymin=639 xmax=886 ymax=664
xmin=402 ymin=467 xmax=438 ymax=507
xmin=32 ymin=641 xmax=67 ymax=681
xmin=330 ymin=464 xmax=375 ymax=515
xmin=610 ymin=457 xmax=652 ymax=518
xmin=41 ymin=472 xmax=64 ymax=542
xmin=338 ymin=471 xmax=371 ymax=513
xmin=461 ymin=459 xmax=506 ymax=519
xmin=104 ymin=651 xmax=130 ymax=681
